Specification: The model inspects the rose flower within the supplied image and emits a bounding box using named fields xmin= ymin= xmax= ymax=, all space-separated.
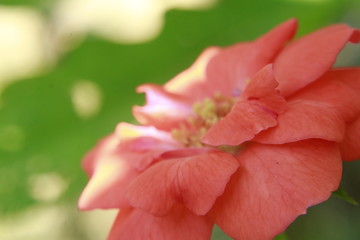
xmin=79 ymin=19 xmax=360 ymax=240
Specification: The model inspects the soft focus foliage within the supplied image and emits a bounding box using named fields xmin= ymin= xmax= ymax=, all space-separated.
xmin=0 ymin=0 xmax=360 ymax=239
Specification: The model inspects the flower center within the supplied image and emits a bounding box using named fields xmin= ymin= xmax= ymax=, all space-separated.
xmin=171 ymin=93 xmax=236 ymax=148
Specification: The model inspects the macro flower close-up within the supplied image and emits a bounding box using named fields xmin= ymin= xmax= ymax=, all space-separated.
xmin=78 ymin=18 xmax=360 ymax=240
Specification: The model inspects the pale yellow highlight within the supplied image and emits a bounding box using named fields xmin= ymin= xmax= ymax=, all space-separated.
xmin=28 ymin=172 xmax=68 ymax=202
xmin=54 ymin=0 xmax=218 ymax=44
xmin=71 ymin=80 xmax=102 ymax=119
xmin=165 ymin=47 xmax=220 ymax=93
xmin=0 ymin=206 xmax=66 ymax=240
xmin=79 ymin=209 xmax=118 ymax=240
xmin=79 ymin=156 xmax=126 ymax=209
xmin=0 ymin=205 xmax=117 ymax=240
xmin=79 ymin=135 xmax=122 ymax=208
xmin=116 ymin=123 xmax=143 ymax=139
xmin=0 ymin=7 xmax=54 ymax=102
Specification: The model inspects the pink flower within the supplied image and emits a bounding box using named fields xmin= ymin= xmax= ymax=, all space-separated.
xmin=79 ymin=19 xmax=360 ymax=240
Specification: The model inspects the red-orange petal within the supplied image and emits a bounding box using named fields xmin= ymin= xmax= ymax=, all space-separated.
xmin=79 ymin=123 xmax=179 ymax=210
xmin=115 ymin=123 xmax=180 ymax=171
xmin=289 ymin=68 xmax=360 ymax=122
xmin=108 ymin=206 xmax=213 ymax=240
xmin=202 ymin=65 xmax=286 ymax=146
xmin=79 ymin=134 xmax=138 ymax=210
xmin=205 ymin=19 xmax=298 ymax=97
xmin=275 ymin=24 xmax=360 ymax=97
xmin=79 ymin=154 xmax=138 ymax=210
xmin=210 ymin=140 xmax=342 ymax=240
xmin=202 ymin=101 xmax=278 ymax=146
xmin=133 ymin=19 xmax=297 ymax=129
xmin=254 ymin=100 xmax=346 ymax=144
xmin=340 ymin=116 xmax=360 ymax=161
xmin=242 ymin=64 xmax=287 ymax=114
xmin=126 ymin=150 xmax=239 ymax=216
xmin=335 ymin=68 xmax=360 ymax=92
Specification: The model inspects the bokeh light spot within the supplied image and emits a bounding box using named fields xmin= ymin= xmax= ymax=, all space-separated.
xmin=71 ymin=80 xmax=102 ymax=119
xmin=28 ymin=173 xmax=68 ymax=202
xmin=80 ymin=209 xmax=118 ymax=240
xmin=0 ymin=6 xmax=53 ymax=100
xmin=0 ymin=206 xmax=66 ymax=240
xmin=54 ymin=0 xmax=217 ymax=44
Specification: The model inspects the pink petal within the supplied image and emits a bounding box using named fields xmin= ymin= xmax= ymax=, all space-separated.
xmin=210 ymin=140 xmax=342 ymax=240
xmin=126 ymin=149 xmax=239 ymax=216
xmin=340 ymin=116 xmax=360 ymax=161
xmin=254 ymin=100 xmax=346 ymax=144
xmin=79 ymin=155 xmax=138 ymax=210
xmin=108 ymin=206 xmax=213 ymax=240
xmin=275 ymin=24 xmax=360 ymax=97
xmin=133 ymin=84 xmax=193 ymax=130
xmin=81 ymin=135 xmax=118 ymax=177
xmin=79 ymin=134 xmax=137 ymax=210
xmin=202 ymin=65 xmax=286 ymax=146
xmin=115 ymin=123 xmax=180 ymax=170
xmin=205 ymin=18 xmax=297 ymax=97
xmin=79 ymin=123 xmax=179 ymax=210
xmin=289 ymin=69 xmax=360 ymax=122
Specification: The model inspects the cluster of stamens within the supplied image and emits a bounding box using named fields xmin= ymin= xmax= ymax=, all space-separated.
xmin=171 ymin=93 xmax=236 ymax=148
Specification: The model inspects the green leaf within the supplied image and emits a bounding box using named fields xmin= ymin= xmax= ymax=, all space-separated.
xmin=212 ymin=225 xmax=233 ymax=240
xmin=333 ymin=187 xmax=359 ymax=206
xmin=274 ymin=233 xmax=288 ymax=240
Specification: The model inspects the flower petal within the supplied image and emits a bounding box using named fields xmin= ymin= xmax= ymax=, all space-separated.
xmin=202 ymin=65 xmax=286 ymax=146
xmin=331 ymin=68 xmax=360 ymax=161
xmin=79 ymin=154 xmax=138 ymax=210
xmin=79 ymin=134 xmax=137 ymax=210
xmin=340 ymin=116 xmax=360 ymax=161
xmin=126 ymin=149 xmax=239 ymax=216
xmin=335 ymin=68 xmax=360 ymax=92
xmin=108 ymin=206 xmax=213 ymax=240
xmin=115 ymin=123 xmax=180 ymax=170
xmin=289 ymin=68 xmax=360 ymax=122
xmin=254 ymin=100 xmax=346 ymax=144
xmin=210 ymin=140 xmax=342 ymax=240
xmin=275 ymin=24 xmax=360 ymax=97
xmin=79 ymin=123 xmax=179 ymax=210
xmin=164 ymin=47 xmax=221 ymax=102
xmin=133 ymin=19 xmax=297 ymax=128
xmin=205 ymin=18 xmax=297 ymax=97
xmin=242 ymin=64 xmax=287 ymax=114
xmin=133 ymin=84 xmax=193 ymax=130
xmin=202 ymin=101 xmax=278 ymax=146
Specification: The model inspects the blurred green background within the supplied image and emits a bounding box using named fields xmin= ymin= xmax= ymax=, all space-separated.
xmin=0 ymin=0 xmax=359 ymax=239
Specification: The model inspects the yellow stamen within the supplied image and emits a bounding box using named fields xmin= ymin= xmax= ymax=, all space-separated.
xmin=171 ymin=93 xmax=236 ymax=147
